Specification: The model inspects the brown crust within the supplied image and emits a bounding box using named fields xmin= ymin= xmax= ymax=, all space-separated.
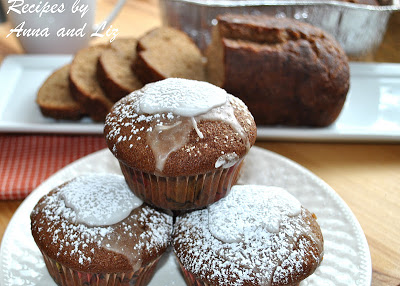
xmin=36 ymin=65 xmax=85 ymax=120
xmin=38 ymin=106 xmax=83 ymax=120
xmin=69 ymin=45 xmax=114 ymax=122
xmin=206 ymin=15 xmax=350 ymax=127
xmin=132 ymin=27 xmax=206 ymax=85
xmin=132 ymin=51 xmax=166 ymax=85
xmin=97 ymin=38 xmax=143 ymax=102
xmin=104 ymin=95 xmax=257 ymax=177
xmin=31 ymin=189 xmax=172 ymax=273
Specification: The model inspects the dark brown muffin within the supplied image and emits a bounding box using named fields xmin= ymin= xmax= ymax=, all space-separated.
xmin=104 ymin=78 xmax=257 ymax=211
xmin=206 ymin=14 xmax=350 ymax=127
xmin=173 ymin=185 xmax=324 ymax=286
xmin=31 ymin=173 xmax=173 ymax=286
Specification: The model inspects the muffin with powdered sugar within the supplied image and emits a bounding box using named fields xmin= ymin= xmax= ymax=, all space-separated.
xmin=104 ymin=78 xmax=256 ymax=211
xmin=173 ymin=185 xmax=324 ymax=286
xmin=30 ymin=173 xmax=173 ymax=286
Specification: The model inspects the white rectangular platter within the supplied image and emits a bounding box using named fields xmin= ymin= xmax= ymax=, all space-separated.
xmin=0 ymin=55 xmax=399 ymax=141
xmin=0 ymin=55 xmax=103 ymax=134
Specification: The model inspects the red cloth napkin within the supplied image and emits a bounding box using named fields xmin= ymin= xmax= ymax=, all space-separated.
xmin=0 ymin=135 xmax=107 ymax=200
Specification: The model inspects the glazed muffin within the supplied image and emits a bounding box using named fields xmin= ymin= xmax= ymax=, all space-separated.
xmin=30 ymin=173 xmax=173 ymax=286
xmin=104 ymin=78 xmax=257 ymax=211
xmin=173 ymin=185 xmax=324 ymax=285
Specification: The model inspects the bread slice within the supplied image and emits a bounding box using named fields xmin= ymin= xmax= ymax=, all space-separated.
xmin=97 ymin=38 xmax=143 ymax=102
xmin=69 ymin=44 xmax=113 ymax=122
xmin=132 ymin=27 xmax=205 ymax=84
xmin=36 ymin=65 xmax=85 ymax=120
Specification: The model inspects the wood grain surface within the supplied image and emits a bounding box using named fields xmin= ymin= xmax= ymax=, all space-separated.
xmin=0 ymin=1 xmax=399 ymax=285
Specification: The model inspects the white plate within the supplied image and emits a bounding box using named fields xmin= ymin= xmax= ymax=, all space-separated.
xmin=257 ymin=62 xmax=400 ymax=141
xmin=0 ymin=55 xmax=399 ymax=141
xmin=0 ymin=55 xmax=103 ymax=134
xmin=0 ymin=146 xmax=371 ymax=286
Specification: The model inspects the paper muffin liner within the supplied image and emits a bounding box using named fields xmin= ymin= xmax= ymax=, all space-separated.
xmin=119 ymin=159 xmax=243 ymax=211
xmin=176 ymin=255 xmax=301 ymax=286
xmin=175 ymin=256 xmax=209 ymax=286
xmin=41 ymin=251 xmax=161 ymax=286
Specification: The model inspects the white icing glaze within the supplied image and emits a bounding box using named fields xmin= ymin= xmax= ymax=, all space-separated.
xmin=198 ymin=95 xmax=246 ymax=141
xmin=61 ymin=174 xmax=143 ymax=227
xmin=105 ymin=78 xmax=254 ymax=173
xmin=150 ymin=118 xmax=192 ymax=172
xmin=136 ymin=78 xmax=227 ymax=117
xmin=31 ymin=176 xmax=173 ymax=270
xmin=215 ymin=152 xmax=239 ymax=168
xmin=208 ymin=185 xmax=302 ymax=243
xmin=174 ymin=185 xmax=323 ymax=285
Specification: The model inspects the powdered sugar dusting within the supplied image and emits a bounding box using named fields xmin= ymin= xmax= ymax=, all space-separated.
xmin=31 ymin=174 xmax=173 ymax=270
xmin=173 ymin=185 xmax=323 ymax=285
xmin=105 ymin=79 xmax=253 ymax=173
xmin=208 ymin=186 xmax=301 ymax=242
xmin=61 ymin=174 xmax=142 ymax=226
xmin=137 ymin=78 xmax=227 ymax=117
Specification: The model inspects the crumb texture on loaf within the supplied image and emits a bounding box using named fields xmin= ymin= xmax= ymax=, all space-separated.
xmin=206 ymin=14 xmax=350 ymax=127
xmin=69 ymin=45 xmax=114 ymax=122
xmin=97 ymin=38 xmax=143 ymax=102
xmin=132 ymin=27 xmax=206 ymax=85
xmin=36 ymin=65 xmax=84 ymax=120
xmin=173 ymin=185 xmax=324 ymax=285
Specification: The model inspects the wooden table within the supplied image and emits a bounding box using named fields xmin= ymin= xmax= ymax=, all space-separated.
xmin=0 ymin=1 xmax=399 ymax=285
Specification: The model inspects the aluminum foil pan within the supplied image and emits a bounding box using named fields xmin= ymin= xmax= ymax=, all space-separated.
xmin=159 ymin=0 xmax=399 ymax=56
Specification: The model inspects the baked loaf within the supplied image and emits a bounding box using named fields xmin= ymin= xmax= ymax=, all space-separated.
xmin=132 ymin=27 xmax=206 ymax=85
xmin=206 ymin=14 xmax=350 ymax=127
xmin=97 ymin=38 xmax=143 ymax=102
xmin=36 ymin=65 xmax=85 ymax=120
xmin=69 ymin=44 xmax=113 ymax=122
xmin=104 ymin=78 xmax=256 ymax=210
xmin=31 ymin=174 xmax=173 ymax=286
xmin=173 ymin=185 xmax=324 ymax=285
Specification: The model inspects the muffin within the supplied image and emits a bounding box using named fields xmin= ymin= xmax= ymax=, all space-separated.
xmin=104 ymin=78 xmax=257 ymax=211
xmin=173 ymin=185 xmax=324 ymax=285
xmin=30 ymin=173 xmax=173 ymax=286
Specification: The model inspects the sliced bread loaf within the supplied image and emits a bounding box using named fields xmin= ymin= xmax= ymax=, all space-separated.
xmin=132 ymin=27 xmax=205 ymax=84
xmin=97 ymin=38 xmax=143 ymax=102
xmin=36 ymin=65 xmax=85 ymax=120
xmin=206 ymin=14 xmax=350 ymax=127
xmin=69 ymin=44 xmax=113 ymax=122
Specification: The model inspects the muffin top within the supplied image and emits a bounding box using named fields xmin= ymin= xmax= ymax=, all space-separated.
xmin=104 ymin=78 xmax=257 ymax=177
xmin=31 ymin=174 xmax=173 ymax=273
xmin=173 ymin=185 xmax=324 ymax=286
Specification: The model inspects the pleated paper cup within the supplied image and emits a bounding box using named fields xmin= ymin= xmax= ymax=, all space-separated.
xmin=41 ymin=251 xmax=161 ymax=286
xmin=119 ymin=159 xmax=243 ymax=211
